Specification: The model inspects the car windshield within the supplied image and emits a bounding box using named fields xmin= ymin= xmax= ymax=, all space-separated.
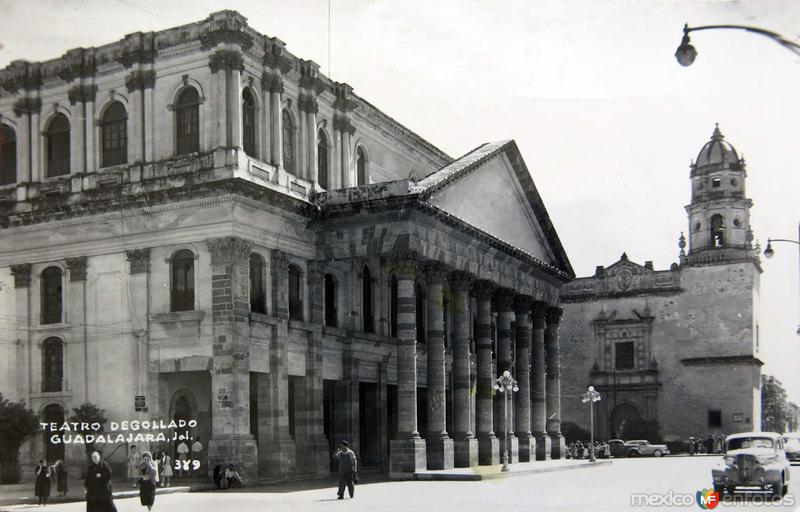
xmin=784 ymin=437 xmax=800 ymax=446
xmin=727 ymin=437 xmax=774 ymax=450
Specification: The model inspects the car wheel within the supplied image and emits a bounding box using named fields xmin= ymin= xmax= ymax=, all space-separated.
xmin=772 ymin=477 xmax=784 ymax=498
xmin=628 ymin=450 xmax=640 ymax=458
xmin=653 ymin=450 xmax=663 ymax=457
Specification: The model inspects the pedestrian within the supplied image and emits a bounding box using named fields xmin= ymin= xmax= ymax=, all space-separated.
xmin=128 ymin=445 xmax=141 ymax=487
xmin=176 ymin=440 xmax=189 ymax=477
xmin=85 ymin=451 xmax=115 ymax=512
xmin=190 ymin=437 xmax=204 ymax=476
xmin=160 ymin=452 xmax=172 ymax=487
xmin=333 ymin=440 xmax=358 ymax=500
xmin=54 ymin=459 xmax=68 ymax=497
xmin=35 ymin=459 xmax=53 ymax=506
xmin=705 ymin=435 xmax=714 ymax=455
xmin=212 ymin=465 xmax=222 ymax=489
xmin=137 ymin=451 xmax=159 ymax=511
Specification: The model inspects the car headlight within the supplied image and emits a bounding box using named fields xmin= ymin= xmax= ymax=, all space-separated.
xmin=725 ymin=456 xmax=736 ymax=465
xmin=756 ymin=455 xmax=777 ymax=464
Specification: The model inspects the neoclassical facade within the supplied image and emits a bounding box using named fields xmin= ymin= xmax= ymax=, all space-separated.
xmin=560 ymin=126 xmax=762 ymax=442
xmin=0 ymin=11 xmax=575 ymax=480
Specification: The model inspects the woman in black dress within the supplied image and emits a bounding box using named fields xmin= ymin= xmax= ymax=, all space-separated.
xmin=137 ymin=451 xmax=159 ymax=511
xmin=35 ymin=459 xmax=52 ymax=506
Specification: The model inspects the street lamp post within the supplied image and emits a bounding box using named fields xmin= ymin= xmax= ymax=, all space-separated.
xmin=764 ymin=223 xmax=800 ymax=336
xmin=675 ymin=23 xmax=800 ymax=66
xmin=581 ymin=385 xmax=602 ymax=462
xmin=495 ymin=369 xmax=519 ymax=472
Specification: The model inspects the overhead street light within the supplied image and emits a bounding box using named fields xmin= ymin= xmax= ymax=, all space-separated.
xmin=763 ymin=223 xmax=800 ymax=336
xmin=675 ymin=23 xmax=800 ymax=66
xmin=494 ymin=369 xmax=519 ymax=472
xmin=581 ymin=385 xmax=602 ymax=462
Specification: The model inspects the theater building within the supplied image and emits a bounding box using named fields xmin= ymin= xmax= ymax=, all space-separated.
xmin=0 ymin=11 xmax=575 ymax=480
xmin=559 ymin=126 xmax=762 ymax=442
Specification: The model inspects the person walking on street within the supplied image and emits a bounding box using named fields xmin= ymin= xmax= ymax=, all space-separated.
xmin=54 ymin=459 xmax=68 ymax=497
xmin=128 ymin=446 xmax=141 ymax=487
xmin=35 ymin=459 xmax=52 ymax=506
xmin=85 ymin=451 xmax=115 ymax=512
xmin=137 ymin=452 xmax=159 ymax=511
xmin=333 ymin=441 xmax=358 ymax=500
xmin=160 ymin=452 xmax=173 ymax=487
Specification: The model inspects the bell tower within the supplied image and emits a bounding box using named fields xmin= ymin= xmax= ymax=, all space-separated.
xmin=685 ymin=124 xmax=755 ymax=263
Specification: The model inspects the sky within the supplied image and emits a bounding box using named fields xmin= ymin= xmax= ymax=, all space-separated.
xmin=0 ymin=0 xmax=798 ymax=403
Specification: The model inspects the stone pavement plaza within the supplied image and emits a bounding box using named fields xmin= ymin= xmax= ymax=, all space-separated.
xmin=3 ymin=457 xmax=797 ymax=512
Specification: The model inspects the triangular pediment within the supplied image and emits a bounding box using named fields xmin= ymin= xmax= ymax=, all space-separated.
xmin=413 ymin=141 xmax=572 ymax=275
xmin=604 ymin=253 xmax=652 ymax=275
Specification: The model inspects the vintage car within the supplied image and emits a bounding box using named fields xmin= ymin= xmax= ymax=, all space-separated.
xmin=784 ymin=433 xmax=800 ymax=463
xmin=712 ymin=432 xmax=791 ymax=497
xmin=626 ymin=439 xmax=670 ymax=457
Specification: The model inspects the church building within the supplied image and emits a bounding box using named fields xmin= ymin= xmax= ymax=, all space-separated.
xmin=0 ymin=11 xmax=575 ymax=480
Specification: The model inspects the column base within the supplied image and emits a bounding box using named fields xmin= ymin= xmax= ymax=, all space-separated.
xmin=477 ymin=433 xmax=500 ymax=466
xmin=498 ymin=434 xmax=519 ymax=464
xmin=260 ymin=437 xmax=297 ymax=480
xmin=453 ymin=436 xmax=479 ymax=468
xmin=208 ymin=434 xmax=259 ymax=482
xmin=390 ymin=437 xmax=427 ymax=474
xmin=549 ymin=433 xmax=566 ymax=460
xmin=426 ymin=435 xmax=454 ymax=470
xmin=517 ymin=433 xmax=535 ymax=462
xmin=534 ymin=432 xmax=552 ymax=461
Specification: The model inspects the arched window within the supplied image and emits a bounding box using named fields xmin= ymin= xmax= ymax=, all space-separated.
xmin=362 ymin=265 xmax=374 ymax=333
xmin=46 ymin=114 xmax=70 ymax=177
xmin=42 ymin=337 xmax=64 ymax=392
xmin=170 ymin=250 xmax=195 ymax=312
xmin=176 ymin=88 xmax=200 ymax=155
xmin=0 ymin=124 xmax=16 ymax=185
xmin=415 ymin=282 xmax=426 ymax=344
xmin=318 ymin=130 xmax=329 ymax=190
xmin=100 ymin=101 xmax=127 ymax=167
xmin=42 ymin=404 xmax=65 ymax=462
xmin=41 ymin=267 xmax=63 ymax=324
xmin=711 ymin=214 xmax=724 ymax=247
xmin=356 ymin=146 xmax=367 ymax=186
xmin=242 ymin=88 xmax=256 ymax=157
xmin=324 ymin=273 xmax=337 ymax=327
xmin=282 ymin=110 xmax=295 ymax=174
xmin=249 ymin=253 xmax=266 ymax=314
xmin=288 ymin=264 xmax=303 ymax=321
xmin=389 ymin=275 xmax=398 ymax=338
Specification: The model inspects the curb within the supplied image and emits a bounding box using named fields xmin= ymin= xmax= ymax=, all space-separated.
xmin=398 ymin=460 xmax=612 ymax=481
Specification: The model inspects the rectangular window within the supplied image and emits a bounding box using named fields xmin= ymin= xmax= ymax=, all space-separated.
xmin=712 ymin=178 xmax=721 ymax=188
xmin=615 ymin=341 xmax=635 ymax=369
xmin=708 ymin=409 xmax=722 ymax=428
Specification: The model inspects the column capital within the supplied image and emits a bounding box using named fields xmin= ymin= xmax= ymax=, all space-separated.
xmin=449 ymin=271 xmax=473 ymax=292
xmin=67 ymin=84 xmax=98 ymax=105
xmin=493 ymin=288 xmax=515 ymax=312
xmin=386 ymin=250 xmax=421 ymax=279
xmin=546 ymin=306 xmax=563 ymax=326
xmin=66 ymin=256 xmax=88 ymax=282
xmin=514 ymin=295 xmax=533 ymax=316
xmin=271 ymin=249 xmax=290 ymax=275
xmin=422 ymin=261 xmax=448 ymax=285
xmin=208 ymin=49 xmax=245 ymax=74
xmin=125 ymin=70 xmax=156 ymax=93
xmin=333 ymin=113 xmax=356 ymax=135
xmin=126 ymin=248 xmax=151 ymax=275
xmin=261 ymin=72 xmax=284 ymax=94
xmin=531 ymin=301 xmax=548 ymax=329
xmin=207 ymin=237 xmax=253 ymax=266
xmin=12 ymin=97 xmax=42 ymax=117
xmin=297 ymin=93 xmax=319 ymax=115
xmin=306 ymin=260 xmax=325 ymax=285
xmin=10 ymin=264 xmax=32 ymax=288
xmin=472 ymin=280 xmax=495 ymax=300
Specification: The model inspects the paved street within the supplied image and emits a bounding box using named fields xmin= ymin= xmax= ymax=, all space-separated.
xmin=2 ymin=457 xmax=797 ymax=512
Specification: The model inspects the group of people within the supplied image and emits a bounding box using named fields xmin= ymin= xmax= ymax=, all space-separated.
xmin=87 ymin=449 xmax=159 ymax=512
xmin=127 ymin=445 xmax=174 ymax=488
xmin=566 ymin=441 xmax=609 ymax=459
xmin=688 ymin=433 xmax=726 ymax=455
xmin=34 ymin=459 xmax=68 ymax=505
xmin=212 ymin=464 xmax=244 ymax=489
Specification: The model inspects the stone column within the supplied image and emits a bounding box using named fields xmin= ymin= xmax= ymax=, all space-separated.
xmin=29 ymin=103 xmax=41 ymax=182
xmin=127 ymin=249 xmax=153 ymax=415
xmin=14 ymin=109 xmax=31 ymax=184
xmin=10 ymin=264 xmax=32 ymax=401
xmin=424 ymin=262 xmax=453 ymax=470
xmin=229 ymin=65 xmax=243 ymax=150
xmin=142 ymin=70 xmax=156 ymax=163
xmin=304 ymin=101 xmax=318 ymax=187
xmin=474 ymin=281 xmax=499 ymax=465
xmin=450 ymin=271 xmax=478 ymax=467
xmin=262 ymin=74 xmax=284 ymax=167
xmin=494 ymin=289 xmax=518 ymax=463
xmin=532 ymin=302 xmax=551 ymax=460
xmin=545 ymin=307 xmax=566 ymax=459
xmin=389 ymin=257 xmax=426 ymax=474
xmin=206 ymin=237 xmax=259 ymax=480
xmin=514 ymin=296 xmax=534 ymax=462
xmin=342 ymin=129 xmax=352 ymax=188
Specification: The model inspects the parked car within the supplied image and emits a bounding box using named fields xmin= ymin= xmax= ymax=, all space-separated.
xmin=608 ymin=439 xmax=634 ymax=458
xmin=784 ymin=433 xmax=800 ymax=463
xmin=711 ymin=432 xmax=791 ymax=497
xmin=626 ymin=439 xmax=670 ymax=457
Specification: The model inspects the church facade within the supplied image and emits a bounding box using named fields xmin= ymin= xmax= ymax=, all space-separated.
xmin=560 ymin=126 xmax=762 ymax=442
xmin=0 ymin=11 xmax=575 ymax=481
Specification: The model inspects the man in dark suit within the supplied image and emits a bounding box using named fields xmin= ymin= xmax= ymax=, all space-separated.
xmin=333 ymin=441 xmax=358 ymax=500
xmin=85 ymin=451 xmax=115 ymax=512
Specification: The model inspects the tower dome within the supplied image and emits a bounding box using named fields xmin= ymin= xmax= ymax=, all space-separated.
xmin=694 ymin=124 xmax=740 ymax=168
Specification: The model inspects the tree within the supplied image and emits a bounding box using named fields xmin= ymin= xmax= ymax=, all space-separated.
xmin=561 ymin=421 xmax=591 ymax=443
xmin=0 ymin=394 xmax=40 ymax=484
xmin=68 ymin=402 xmax=108 ymax=459
xmin=619 ymin=417 xmax=662 ymax=442
xmin=762 ymin=375 xmax=789 ymax=432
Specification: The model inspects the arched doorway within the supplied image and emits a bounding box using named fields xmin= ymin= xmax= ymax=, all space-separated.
xmin=610 ymin=403 xmax=641 ymax=439
xmin=42 ymin=404 xmax=65 ymax=463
